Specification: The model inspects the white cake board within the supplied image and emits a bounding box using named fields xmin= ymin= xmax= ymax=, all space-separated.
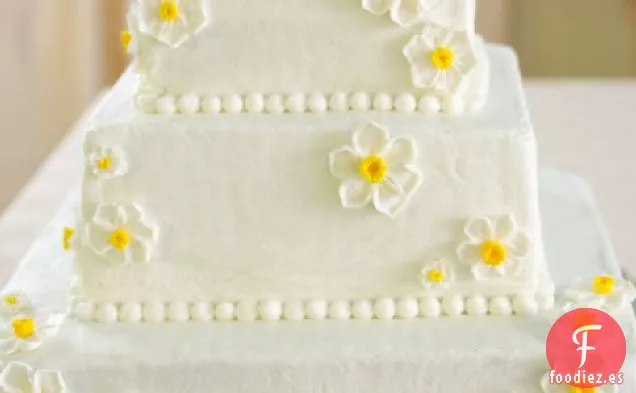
xmin=2 ymin=169 xmax=635 ymax=393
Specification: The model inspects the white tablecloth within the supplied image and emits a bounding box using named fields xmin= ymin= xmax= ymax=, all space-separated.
xmin=1 ymin=81 xmax=635 ymax=285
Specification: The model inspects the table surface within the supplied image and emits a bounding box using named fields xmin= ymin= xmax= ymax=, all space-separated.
xmin=0 ymin=80 xmax=635 ymax=286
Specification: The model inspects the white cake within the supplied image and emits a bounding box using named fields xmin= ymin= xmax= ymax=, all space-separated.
xmin=0 ymin=1 xmax=634 ymax=393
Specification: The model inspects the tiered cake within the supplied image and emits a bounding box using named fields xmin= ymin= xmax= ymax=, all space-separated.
xmin=0 ymin=1 xmax=634 ymax=393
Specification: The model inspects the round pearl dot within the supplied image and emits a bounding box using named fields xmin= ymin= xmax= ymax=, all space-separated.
xmin=223 ymin=95 xmax=243 ymax=114
xmin=418 ymin=95 xmax=442 ymax=114
xmin=191 ymin=302 xmax=212 ymax=321
xmin=329 ymin=93 xmax=349 ymax=112
xmin=307 ymin=94 xmax=327 ymax=113
xmin=136 ymin=94 xmax=158 ymax=113
xmin=120 ymin=303 xmax=142 ymax=323
xmin=395 ymin=93 xmax=417 ymax=113
xmin=201 ymin=96 xmax=222 ymax=114
xmin=95 ymin=303 xmax=118 ymax=323
xmin=352 ymin=300 xmax=374 ymax=320
xmin=442 ymin=95 xmax=465 ymax=114
xmin=374 ymin=298 xmax=396 ymax=320
xmin=283 ymin=301 xmax=305 ymax=321
xmin=258 ymin=300 xmax=282 ymax=321
xmin=328 ymin=301 xmax=351 ymax=320
xmin=245 ymin=94 xmax=265 ymax=113
xmin=177 ymin=94 xmax=200 ymax=114
xmin=536 ymin=292 xmax=555 ymax=310
xmin=215 ymin=302 xmax=235 ymax=321
xmin=465 ymin=296 xmax=488 ymax=316
xmin=156 ymin=95 xmax=177 ymax=114
xmin=234 ymin=300 xmax=258 ymax=321
xmin=512 ymin=295 xmax=539 ymax=315
xmin=489 ymin=296 xmax=513 ymax=316
xmin=266 ymin=95 xmax=286 ymax=114
xmin=168 ymin=302 xmax=190 ymax=322
xmin=305 ymin=300 xmax=327 ymax=320
xmin=419 ymin=296 xmax=441 ymax=318
xmin=143 ymin=302 xmax=166 ymax=323
xmin=350 ymin=92 xmax=371 ymax=112
xmin=442 ymin=294 xmax=465 ymax=316
xmin=74 ymin=302 xmax=95 ymax=322
xmin=286 ymin=93 xmax=306 ymax=113
xmin=373 ymin=93 xmax=393 ymax=112
xmin=397 ymin=297 xmax=419 ymax=319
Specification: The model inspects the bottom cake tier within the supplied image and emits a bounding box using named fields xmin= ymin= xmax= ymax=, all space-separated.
xmin=1 ymin=170 xmax=635 ymax=393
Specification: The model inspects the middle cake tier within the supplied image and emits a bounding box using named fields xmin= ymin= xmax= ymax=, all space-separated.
xmin=76 ymin=45 xmax=551 ymax=307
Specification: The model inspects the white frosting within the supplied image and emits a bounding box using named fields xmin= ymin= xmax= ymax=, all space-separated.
xmin=441 ymin=294 xmax=464 ymax=316
xmin=465 ymin=295 xmax=488 ymax=316
xmin=488 ymin=296 xmax=513 ymax=316
xmin=214 ymin=303 xmax=235 ymax=321
xmin=512 ymin=295 xmax=538 ymax=315
xmin=418 ymin=95 xmax=442 ymax=114
xmin=190 ymin=302 xmax=212 ymax=321
xmin=143 ymin=301 xmax=166 ymax=322
xmin=396 ymin=297 xmax=419 ymax=319
xmin=236 ymin=300 xmax=258 ymax=321
xmin=120 ymin=302 xmax=143 ymax=323
xmin=419 ymin=296 xmax=441 ymax=318
xmin=177 ymin=94 xmax=200 ymax=115
xmin=167 ymin=302 xmax=191 ymax=322
xmin=201 ymin=96 xmax=221 ymax=114
xmin=74 ymin=302 xmax=95 ymax=322
xmin=283 ymin=301 xmax=305 ymax=321
xmin=352 ymin=300 xmax=374 ymax=320
xmin=305 ymin=300 xmax=328 ymax=320
xmin=257 ymin=300 xmax=283 ymax=321
xmin=374 ymin=298 xmax=396 ymax=320
xmin=245 ymin=94 xmax=265 ymax=114
xmin=328 ymin=301 xmax=351 ymax=320
xmin=95 ymin=303 xmax=119 ymax=323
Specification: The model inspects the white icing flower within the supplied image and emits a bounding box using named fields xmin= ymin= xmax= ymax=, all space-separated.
xmin=85 ymin=204 xmax=159 ymax=264
xmin=403 ymin=23 xmax=478 ymax=93
xmin=0 ymin=314 xmax=64 ymax=355
xmin=540 ymin=371 xmax=617 ymax=393
xmin=122 ymin=9 xmax=140 ymax=54
xmin=329 ymin=122 xmax=422 ymax=218
xmin=564 ymin=275 xmax=636 ymax=314
xmin=136 ymin=0 xmax=210 ymax=48
xmin=419 ymin=259 xmax=454 ymax=289
xmin=362 ymin=0 xmax=442 ymax=27
xmin=88 ymin=146 xmax=128 ymax=179
xmin=456 ymin=215 xmax=530 ymax=280
xmin=0 ymin=292 xmax=31 ymax=316
xmin=0 ymin=362 xmax=66 ymax=393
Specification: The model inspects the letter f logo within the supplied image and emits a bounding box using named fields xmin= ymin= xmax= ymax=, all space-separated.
xmin=573 ymin=324 xmax=603 ymax=368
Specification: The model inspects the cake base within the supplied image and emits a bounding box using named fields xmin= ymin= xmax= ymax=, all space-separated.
xmin=3 ymin=170 xmax=635 ymax=393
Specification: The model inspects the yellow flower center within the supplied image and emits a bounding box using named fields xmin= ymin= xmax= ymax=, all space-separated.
xmin=12 ymin=318 xmax=35 ymax=339
xmin=4 ymin=295 xmax=18 ymax=305
xmin=431 ymin=47 xmax=455 ymax=70
xmin=570 ymin=386 xmax=596 ymax=393
xmin=427 ymin=269 xmax=445 ymax=284
xmin=480 ymin=240 xmax=507 ymax=267
xmin=110 ymin=228 xmax=131 ymax=250
xmin=97 ymin=157 xmax=112 ymax=171
xmin=359 ymin=156 xmax=388 ymax=184
xmin=593 ymin=275 xmax=616 ymax=295
xmin=63 ymin=227 xmax=75 ymax=251
xmin=121 ymin=31 xmax=133 ymax=52
xmin=159 ymin=0 xmax=179 ymax=22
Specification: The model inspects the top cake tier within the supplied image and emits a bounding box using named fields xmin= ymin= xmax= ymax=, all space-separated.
xmin=127 ymin=0 xmax=488 ymax=115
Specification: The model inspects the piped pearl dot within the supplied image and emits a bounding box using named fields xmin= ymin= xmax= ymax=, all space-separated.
xmin=177 ymin=94 xmax=200 ymax=114
xmin=328 ymin=301 xmax=351 ymax=320
xmin=465 ymin=296 xmax=488 ymax=316
xmin=418 ymin=95 xmax=442 ymax=114
xmin=266 ymin=95 xmax=286 ymax=114
xmin=137 ymin=94 xmax=158 ymax=113
xmin=373 ymin=93 xmax=393 ymax=112
xmin=536 ymin=292 xmax=555 ymax=310
xmin=352 ymin=300 xmax=374 ymax=320
xmin=374 ymin=298 xmax=396 ymax=320
xmin=396 ymin=297 xmax=419 ymax=319
xmin=167 ymin=302 xmax=190 ymax=322
xmin=245 ymin=94 xmax=265 ymax=113
xmin=143 ymin=302 xmax=166 ymax=323
xmin=305 ymin=300 xmax=327 ymax=320
xmin=442 ymin=95 xmax=465 ymax=114
xmin=215 ymin=302 xmax=235 ymax=321
xmin=235 ymin=300 xmax=258 ymax=321
xmin=308 ymin=94 xmax=327 ymax=113
xmin=120 ymin=303 xmax=142 ymax=323
xmin=201 ymin=96 xmax=222 ymax=114
xmin=223 ymin=95 xmax=243 ymax=114
xmin=258 ymin=300 xmax=282 ymax=321
xmin=350 ymin=92 xmax=371 ymax=112
xmin=512 ymin=295 xmax=539 ymax=315
xmin=442 ymin=294 xmax=465 ymax=316
xmin=419 ymin=296 xmax=441 ymax=318
xmin=156 ymin=95 xmax=177 ymax=114
xmin=489 ymin=296 xmax=513 ymax=316
xmin=395 ymin=93 xmax=417 ymax=113
xmin=74 ymin=302 xmax=95 ymax=322
xmin=95 ymin=303 xmax=118 ymax=323
xmin=329 ymin=93 xmax=349 ymax=113
xmin=283 ymin=301 xmax=305 ymax=321
xmin=191 ymin=302 xmax=212 ymax=321
xmin=286 ymin=93 xmax=306 ymax=113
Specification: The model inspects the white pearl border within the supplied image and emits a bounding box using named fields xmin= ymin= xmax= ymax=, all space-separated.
xmin=141 ymin=92 xmax=480 ymax=115
xmin=72 ymin=292 xmax=553 ymax=323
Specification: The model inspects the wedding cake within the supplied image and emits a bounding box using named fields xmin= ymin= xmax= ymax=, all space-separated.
xmin=0 ymin=1 xmax=633 ymax=392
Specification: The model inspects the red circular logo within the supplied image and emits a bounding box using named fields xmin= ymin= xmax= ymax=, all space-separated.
xmin=546 ymin=308 xmax=626 ymax=388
